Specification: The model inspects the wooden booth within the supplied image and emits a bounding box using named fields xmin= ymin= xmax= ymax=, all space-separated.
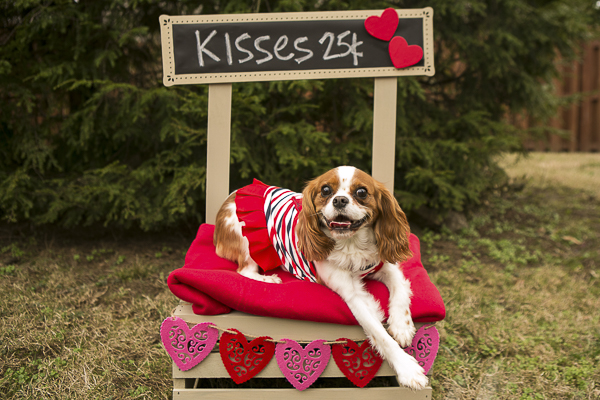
xmin=159 ymin=8 xmax=439 ymax=399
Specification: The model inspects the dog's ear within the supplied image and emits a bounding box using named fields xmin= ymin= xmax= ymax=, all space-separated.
xmin=297 ymin=179 xmax=335 ymax=261
xmin=373 ymin=181 xmax=412 ymax=264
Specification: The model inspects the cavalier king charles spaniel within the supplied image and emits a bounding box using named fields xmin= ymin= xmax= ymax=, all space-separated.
xmin=213 ymin=166 xmax=428 ymax=390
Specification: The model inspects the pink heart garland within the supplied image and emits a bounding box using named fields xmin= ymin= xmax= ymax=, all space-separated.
xmin=403 ymin=325 xmax=439 ymax=374
xmin=388 ymin=36 xmax=423 ymax=69
xmin=275 ymin=339 xmax=331 ymax=391
xmin=160 ymin=317 xmax=218 ymax=371
xmin=365 ymin=8 xmax=399 ymax=41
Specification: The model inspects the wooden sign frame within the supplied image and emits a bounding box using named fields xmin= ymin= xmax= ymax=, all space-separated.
xmin=160 ymin=9 xmax=434 ymax=86
xmin=159 ymin=9 xmax=435 ymax=224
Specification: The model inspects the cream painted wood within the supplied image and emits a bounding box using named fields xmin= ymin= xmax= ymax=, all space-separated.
xmin=372 ymin=77 xmax=398 ymax=193
xmin=173 ymin=378 xmax=186 ymax=389
xmin=159 ymin=9 xmax=435 ymax=86
xmin=173 ymin=387 xmax=432 ymax=400
xmin=174 ymin=302 xmax=425 ymax=342
xmin=205 ymin=83 xmax=232 ymax=224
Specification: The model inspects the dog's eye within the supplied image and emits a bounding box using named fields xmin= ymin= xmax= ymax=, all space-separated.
xmin=321 ymin=185 xmax=332 ymax=197
xmin=355 ymin=188 xmax=368 ymax=199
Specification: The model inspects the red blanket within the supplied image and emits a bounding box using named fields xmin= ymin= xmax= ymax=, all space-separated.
xmin=168 ymin=224 xmax=445 ymax=324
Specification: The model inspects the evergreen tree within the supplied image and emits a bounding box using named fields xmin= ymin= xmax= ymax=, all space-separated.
xmin=0 ymin=0 xmax=597 ymax=230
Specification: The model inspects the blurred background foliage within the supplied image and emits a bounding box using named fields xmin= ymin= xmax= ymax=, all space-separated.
xmin=1 ymin=0 xmax=598 ymax=231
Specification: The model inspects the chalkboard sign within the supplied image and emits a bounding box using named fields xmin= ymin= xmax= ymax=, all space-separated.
xmin=160 ymin=8 xmax=434 ymax=85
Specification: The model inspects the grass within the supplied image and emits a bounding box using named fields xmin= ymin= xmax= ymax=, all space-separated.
xmin=1 ymin=152 xmax=599 ymax=399
xmin=0 ymin=235 xmax=187 ymax=398
xmin=498 ymin=152 xmax=600 ymax=197
xmin=426 ymin=185 xmax=600 ymax=399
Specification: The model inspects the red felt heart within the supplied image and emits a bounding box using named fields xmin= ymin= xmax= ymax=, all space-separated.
xmin=331 ymin=338 xmax=383 ymax=388
xmin=388 ymin=36 xmax=423 ymax=69
xmin=219 ymin=329 xmax=276 ymax=384
xmin=364 ymin=8 xmax=399 ymax=41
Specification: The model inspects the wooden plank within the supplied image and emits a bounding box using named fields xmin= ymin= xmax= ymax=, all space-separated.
xmin=372 ymin=77 xmax=398 ymax=193
xmin=579 ymin=42 xmax=593 ymax=152
xmin=173 ymin=387 xmax=432 ymax=400
xmin=567 ymin=61 xmax=580 ymax=152
xmin=549 ymin=74 xmax=563 ymax=151
xmin=205 ymin=83 xmax=232 ymax=224
xmin=592 ymin=97 xmax=599 ymax=150
xmin=174 ymin=378 xmax=186 ymax=389
xmin=173 ymin=302 xmax=426 ymax=342
xmin=592 ymin=42 xmax=600 ymax=149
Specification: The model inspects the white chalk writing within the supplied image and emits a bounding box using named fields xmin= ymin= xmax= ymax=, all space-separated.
xmin=195 ymin=30 xmax=220 ymax=66
xmin=195 ymin=30 xmax=363 ymax=68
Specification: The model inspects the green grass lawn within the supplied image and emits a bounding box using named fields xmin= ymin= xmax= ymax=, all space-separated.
xmin=1 ymin=154 xmax=599 ymax=399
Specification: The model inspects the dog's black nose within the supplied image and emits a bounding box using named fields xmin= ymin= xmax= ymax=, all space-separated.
xmin=333 ymin=196 xmax=349 ymax=208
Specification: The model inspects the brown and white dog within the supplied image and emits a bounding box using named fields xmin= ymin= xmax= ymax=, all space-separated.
xmin=213 ymin=166 xmax=428 ymax=390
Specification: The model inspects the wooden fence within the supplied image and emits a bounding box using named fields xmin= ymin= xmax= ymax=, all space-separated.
xmin=519 ymin=40 xmax=600 ymax=152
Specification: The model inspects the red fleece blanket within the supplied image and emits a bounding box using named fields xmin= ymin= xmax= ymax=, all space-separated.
xmin=168 ymin=224 xmax=446 ymax=324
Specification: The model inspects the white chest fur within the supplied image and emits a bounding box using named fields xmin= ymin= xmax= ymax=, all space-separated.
xmin=323 ymin=227 xmax=380 ymax=273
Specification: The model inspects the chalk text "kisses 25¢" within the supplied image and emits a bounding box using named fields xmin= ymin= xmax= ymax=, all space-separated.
xmin=195 ymin=30 xmax=364 ymax=67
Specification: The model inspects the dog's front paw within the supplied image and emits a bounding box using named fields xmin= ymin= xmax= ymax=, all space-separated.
xmin=388 ymin=314 xmax=416 ymax=348
xmin=397 ymin=364 xmax=429 ymax=391
xmin=261 ymin=274 xmax=282 ymax=284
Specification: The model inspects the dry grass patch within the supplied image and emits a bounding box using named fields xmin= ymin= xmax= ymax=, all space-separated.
xmin=498 ymin=152 xmax=600 ymax=197
xmin=0 ymin=233 xmax=186 ymax=399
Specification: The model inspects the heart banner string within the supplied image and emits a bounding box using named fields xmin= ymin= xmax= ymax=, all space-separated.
xmin=160 ymin=316 xmax=439 ymax=390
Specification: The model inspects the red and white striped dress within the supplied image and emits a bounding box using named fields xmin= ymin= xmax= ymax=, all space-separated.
xmin=234 ymin=179 xmax=382 ymax=283
xmin=263 ymin=185 xmax=318 ymax=282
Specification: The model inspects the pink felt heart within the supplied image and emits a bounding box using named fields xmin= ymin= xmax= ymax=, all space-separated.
xmin=388 ymin=36 xmax=423 ymax=69
xmin=160 ymin=317 xmax=218 ymax=371
xmin=364 ymin=8 xmax=399 ymax=41
xmin=275 ymin=339 xmax=331 ymax=391
xmin=403 ymin=325 xmax=439 ymax=374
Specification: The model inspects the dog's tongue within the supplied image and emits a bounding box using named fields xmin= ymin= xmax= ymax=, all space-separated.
xmin=330 ymin=221 xmax=351 ymax=228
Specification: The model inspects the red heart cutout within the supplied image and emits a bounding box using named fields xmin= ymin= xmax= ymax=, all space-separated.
xmin=331 ymin=338 xmax=383 ymax=388
xmin=388 ymin=36 xmax=423 ymax=69
xmin=364 ymin=8 xmax=399 ymax=41
xmin=219 ymin=329 xmax=276 ymax=384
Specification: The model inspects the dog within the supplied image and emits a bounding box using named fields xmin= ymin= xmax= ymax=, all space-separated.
xmin=213 ymin=166 xmax=428 ymax=390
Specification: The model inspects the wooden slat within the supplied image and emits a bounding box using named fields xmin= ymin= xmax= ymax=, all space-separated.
xmin=591 ymin=42 xmax=600 ymax=150
xmin=372 ymin=77 xmax=398 ymax=193
xmin=174 ymin=378 xmax=186 ymax=389
xmin=549 ymin=74 xmax=563 ymax=151
xmin=173 ymin=302 xmax=426 ymax=342
xmin=205 ymin=83 xmax=233 ymax=224
xmin=566 ymin=62 xmax=580 ymax=152
xmin=579 ymin=42 xmax=594 ymax=152
xmin=173 ymin=387 xmax=432 ymax=400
